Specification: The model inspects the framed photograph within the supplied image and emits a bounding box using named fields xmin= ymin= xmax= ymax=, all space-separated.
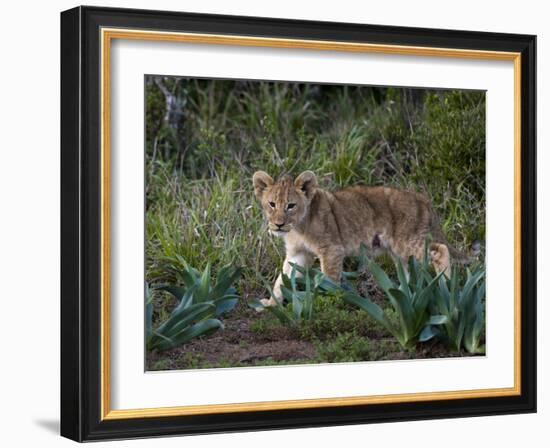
xmin=60 ymin=6 xmax=536 ymax=442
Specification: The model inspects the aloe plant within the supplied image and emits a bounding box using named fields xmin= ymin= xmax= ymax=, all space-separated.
xmin=147 ymin=263 xmax=241 ymax=351
xmin=340 ymin=254 xmax=448 ymax=349
xmin=428 ymin=264 xmax=486 ymax=353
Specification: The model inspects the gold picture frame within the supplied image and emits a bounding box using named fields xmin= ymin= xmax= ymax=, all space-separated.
xmin=61 ymin=6 xmax=536 ymax=441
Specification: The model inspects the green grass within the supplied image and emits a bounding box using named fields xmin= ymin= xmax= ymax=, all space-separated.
xmin=145 ymin=77 xmax=485 ymax=369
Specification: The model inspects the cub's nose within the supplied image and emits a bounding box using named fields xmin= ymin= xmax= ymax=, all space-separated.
xmin=275 ymin=222 xmax=285 ymax=229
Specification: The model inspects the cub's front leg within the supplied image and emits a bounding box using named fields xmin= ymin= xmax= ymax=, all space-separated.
xmin=261 ymin=251 xmax=314 ymax=307
xmin=319 ymin=246 xmax=345 ymax=284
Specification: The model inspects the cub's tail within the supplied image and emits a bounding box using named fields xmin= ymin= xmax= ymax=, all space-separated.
xmin=445 ymin=239 xmax=482 ymax=265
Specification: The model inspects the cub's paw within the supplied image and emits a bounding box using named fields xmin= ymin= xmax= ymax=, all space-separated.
xmin=260 ymin=297 xmax=279 ymax=308
xmin=248 ymin=297 xmax=280 ymax=313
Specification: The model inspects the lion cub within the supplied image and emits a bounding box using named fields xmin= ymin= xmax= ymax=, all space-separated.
xmin=253 ymin=170 xmax=472 ymax=307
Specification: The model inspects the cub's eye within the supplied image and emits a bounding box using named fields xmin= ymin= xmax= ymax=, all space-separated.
xmin=287 ymin=203 xmax=296 ymax=210
xmin=268 ymin=201 xmax=276 ymax=208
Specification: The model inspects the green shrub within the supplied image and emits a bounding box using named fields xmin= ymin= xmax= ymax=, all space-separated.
xmin=146 ymin=263 xmax=241 ymax=351
xmin=428 ymin=264 xmax=486 ymax=353
xmin=340 ymin=245 xmax=486 ymax=353
xmin=341 ymin=254 xmax=447 ymax=350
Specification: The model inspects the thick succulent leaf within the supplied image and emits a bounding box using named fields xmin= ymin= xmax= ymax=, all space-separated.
xmin=304 ymin=268 xmax=311 ymax=293
xmin=464 ymin=329 xmax=480 ymax=353
xmin=290 ymin=266 xmax=299 ymax=291
xmin=161 ymin=303 xmax=216 ymax=338
xmin=476 ymin=282 xmax=486 ymax=303
xmin=414 ymin=270 xmax=444 ymax=312
xmin=408 ymin=256 xmax=419 ymax=292
xmin=410 ymin=272 xmax=444 ymax=336
xmin=313 ymin=272 xmax=325 ymax=289
xmin=281 ymin=273 xmax=292 ymax=289
xmin=288 ymin=262 xmax=310 ymax=279
xmin=266 ymin=302 xmax=297 ymax=326
xmin=180 ymin=265 xmax=199 ymax=289
xmin=214 ymin=297 xmax=238 ymax=316
xmin=428 ymin=314 xmax=448 ymax=325
xmin=164 ymin=311 xmax=215 ymax=339
xmin=182 ymin=259 xmax=201 ymax=279
xmin=449 ymin=266 xmax=459 ymax=310
xmin=155 ymin=285 xmax=187 ymax=302
xmin=419 ymin=325 xmax=440 ymax=342
xmin=147 ymin=329 xmax=172 ymax=350
xmin=288 ymin=263 xmax=306 ymax=275
xmin=280 ymin=285 xmax=300 ymax=301
xmin=437 ymin=275 xmax=451 ymax=316
xmin=341 ymin=292 xmax=397 ymax=337
xmin=151 ymin=302 xmax=210 ymax=338
xmin=317 ymin=275 xmax=341 ymax=292
xmin=368 ymin=260 xmax=395 ymax=293
xmin=217 ymin=293 xmax=240 ymax=301
xmin=145 ymin=285 xmax=153 ymax=340
xmin=456 ymin=313 xmax=466 ymax=350
xmin=295 ymin=270 xmax=339 ymax=292
xmin=464 ymin=298 xmax=485 ymax=353
xmin=388 ymin=287 xmax=414 ymax=338
xmin=195 ymin=262 xmax=212 ymax=302
xmin=285 ymin=269 xmax=304 ymax=320
xmin=170 ymin=284 xmax=197 ymax=311
xmin=395 ymin=258 xmax=410 ymax=295
xmin=210 ymin=265 xmax=242 ymax=300
xmin=180 ymin=284 xmax=197 ymax=309
xmin=155 ymin=319 xmax=223 ymax=351
xmin=460 ymin=268 xmax=484 ymax=308
xmin=259 ymin=276 xmax=279 ymax=302
xmin=369 ymin=262 xmax=404 ymax=322
xmin=249 ymin=292 xmax=296 ymax=326
xmin=248 ymin=298 xmax=266 ymax=312
xmin=292 ymin=292 xmax=304 ymax=320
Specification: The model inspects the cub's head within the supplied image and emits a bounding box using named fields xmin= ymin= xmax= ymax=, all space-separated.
xmin=252 ymin=170 xmax=317 ymax=236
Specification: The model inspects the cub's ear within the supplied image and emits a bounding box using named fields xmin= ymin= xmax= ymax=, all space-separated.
xmin=252 ymin=171 xmax=274 ymax=199
xmin=295 ymin=171 xmax=317 ymax=198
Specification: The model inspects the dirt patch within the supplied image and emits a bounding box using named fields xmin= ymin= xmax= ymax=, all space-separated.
xmin=147 ymin=303 xmax=317 ymax=370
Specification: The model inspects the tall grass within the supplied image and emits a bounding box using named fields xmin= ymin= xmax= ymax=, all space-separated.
xmin=145 ymin=78 xmax=485 ymax=298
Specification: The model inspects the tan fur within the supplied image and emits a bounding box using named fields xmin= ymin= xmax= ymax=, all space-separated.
xmin=253 ymin=170 xmax=456 ymax=306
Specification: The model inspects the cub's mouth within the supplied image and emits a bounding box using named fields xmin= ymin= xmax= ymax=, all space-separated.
xmin=268 ymin=227 xmax=290 ymax=236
